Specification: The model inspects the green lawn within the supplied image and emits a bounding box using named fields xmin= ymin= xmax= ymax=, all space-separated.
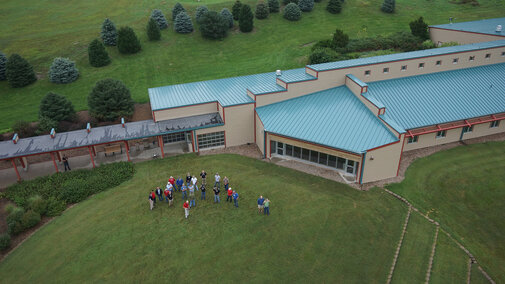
xmin=430 ymin=232 xmax=469 ymax=284
xmin=1 ymin=0 xmax=505 ymax=130
xmin=388 ymin=140 xmax=505 ymax=283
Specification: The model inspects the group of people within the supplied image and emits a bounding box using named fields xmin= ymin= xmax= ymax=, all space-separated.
xmin=148 ymin=170 xmax=270 ymax=219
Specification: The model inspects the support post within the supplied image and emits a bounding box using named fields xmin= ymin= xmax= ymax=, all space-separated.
xmin=50 ymin=152 xmax=59 ymax=173
xmin=19 ymin=157 xmax=25 ymax=168
xmin=124 ymin=141 xmax=131 ymax=162
xmin=11 ymin=159 xmax=21 ymax=181
xmin=88 ymin=146 xmax=96 ymax=168
xmin=92 ymin=146 xmax=97 ymax=156
xmin=57 ymin=151 xmax=62 ymax=162
xmin=158 ymin=136 xmax=165 ymax=158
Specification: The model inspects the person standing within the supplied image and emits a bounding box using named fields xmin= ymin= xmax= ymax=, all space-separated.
xmin=176 ymin=177 xmax=184 ymax=192
xmin=226 ymin=187 xmax=233 ymax=203
xmin=200 ymin=170 xmax=207 ymax=185
xmin=62 ymin=155 xmax=71 ymax=171
xmin=200 ymin=184 xmax=206 ymax=200
xmin=155 ymin=187 xmax=163 ymax=202
xmin=264 ymin=198 xmax=270 ymax=216
xmin=257 ymin=195 xmax=265 ymax=214
xmin=232 ymin=190 xmax=239 ymax=208
xmin=166 ymin=189 xmax=173 ymax=206
xmin=164 ymin=188 xmax=170 ymax=203
xmin=186 ymin=172 xmax=192 ymax=185
xmin=223 ymin=176 xmax=229 ymax=191
xmin=213 ymin=186 xmax=220 ymax=203
xmin=181 ymin=183 xmax=188 ymax=200
xmin=188 ymin=184 xmax=196 ymax=208
xmin=166 ymin=181 xmax=174 ymax=194
xmin=183 ymin=201 xmax=190 ymax=219
xmin=149 ymin=190 xmax=156 ymax=210
xmin=169 ymin=176 xmax=176 ymax=189
xmin=191 ymin=175 xmax=198 ymax=191
xmin=214 ymin=173 xmax=221 ymax=189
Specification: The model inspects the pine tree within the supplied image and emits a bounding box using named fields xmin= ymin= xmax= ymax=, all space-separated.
xmin=150 ymin=9 xmax=169 ymax=29
xmin=409 ymin=16 xmax=429 ymax=40
xmin=172 ymin=3 xmax=186 ymax=21
xmin=331 ymin=29 xmax=349 ymax=48
xmin=36 ymin=116 xmax=59 ymax=136
xmin=381 ymin=0 xmax=395 ymax=13
xmin=88 ymin=39 xmax=111 ymax=67
xmin=220 ymin=8 xmax=234 ymax=28
xmin=39 ymin=92 xmax=76 ymax=122
xmin=283 ymin=0 xmax=298 ymax=5
xmin=195 ymin=6 xmax=209 ymax=25
xmin=200 ymin=11 xmax=228 ymax=40
xmin=255 ymin=2 xmax=269 ymax=19
xmin=0 ymin=51 xmax=7 ymax=81
xmin=147 ymin=18 xmax=161 ymax=41
xmin=5 ymin=54 xmax=37 ymax=88
xmin=174 ymin=11 xmax=194 ymax=34
xmin=268 ymin=0 xmax=280 ymax=13
xmin=239 ymin=4 xmax=254 ymax=32
xmin=326 ymin=0 xmax=342 ymax=14
xmin=283 ymin=3 xmax=302 ymax=21
xmin=88 ymin=79 xmax=135 ymax=121
xmin=101 ymin=18 xmax=117 ymax=46
xmin=49 ymin=57 xmax=79 ymax=84
xmin=298 ymin=0 xmax=314 ymax=12
xmin=232 ymin=1 xmax=243 ymax=21
xmin=117 ymin=26 xmax=142 ymax=54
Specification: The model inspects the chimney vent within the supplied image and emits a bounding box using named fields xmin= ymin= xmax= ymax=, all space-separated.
xmin=12 ymin=133 xmax=19 ymax=144
xmin=50 ymin=128 xmax=56 ymax=138
xmin=121 ymin=117 xmax=125 ymax=128
xmin=86 ymin=123 xmax=91 ymax=133
xmin=276 ymin=70 xmax=282 ymax=76
xmin=496 ymin=25 xmax=502 ymax=33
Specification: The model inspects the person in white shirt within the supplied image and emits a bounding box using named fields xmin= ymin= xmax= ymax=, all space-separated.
xmin=191 ymin=176 xmax=198 ymax=190
xmin=214 ymin=173 xmax=221 ymax=189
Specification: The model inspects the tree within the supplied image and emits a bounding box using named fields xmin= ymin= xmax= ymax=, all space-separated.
xmin=255 ymin=2 xmax=269 ymax=19
xmin=39 ymin=92 xmax=75 ymax=122
xmin=298 ymin=0 xmax=314 ymax=12
xmin=268 ymin=0 xmax=280 ymax=13
xmin=381 ymin=0 xmax=395 ymax=13
xmin=0 ymin=51 xmax=7 ymax=81
xmin=174 ymin=11 xmax=194 ymax=34
xmin=36 ymin=116 xmax=58 ymax=135
xmin=195 ymin=6 xmax=209 ymax=25
xmin=101 ymin=18 xmax=117 ymax=46
xmin=88 ymin=78 xmax=134 ymax=121
xmin=309 ymin=49 xmax=335 ymax=64
xmin=410 ymin=16 xmax=429 ymax=40
xmin=331 ymin=29 xmax=349 ymax=48
xmin=117 ymin=26 xmax=142 ymax=54
xmin=88 ymin=39 xmax=111 ymax=67
xmin=220 ymin=8 xmax=234 ymax=28
xmin=5 ymin=54 xmax=37 ymax=88
xmin=150 ymin=9 xmax=169 ymax=30
xmin=239 ymin=4 xmax=254 ymax=32
xmin=147 ymin=18 xmax=161 ymax=41
xmin=314 ymin=0 xmax=322 ymax=3
xmin=283 ymin=3 xmax=302 ymax=21
xmin=172 ymin=3 xmax=186 ymax=21
xmin=326 ymin=0 xmax=342 ymax=14
xmin=49 ymin=57 xmax=79 ymax=84
xmin=232 ymin=1 xmax=243 ymax=21
xmin=283 ymin=0 xmax=298 ymax=5
xmin=200 ymin=11 xmax=228 ymax=40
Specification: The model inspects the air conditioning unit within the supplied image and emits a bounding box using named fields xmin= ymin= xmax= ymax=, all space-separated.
xmin=276 ymin=70 xmax=282 ymax=76
xmin=497 ymin=25 xmax=503 ymax=33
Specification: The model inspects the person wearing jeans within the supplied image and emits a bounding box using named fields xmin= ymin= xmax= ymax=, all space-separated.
xmin=200 ymin=170 xmax=207 ymax=185
xmin=226 ymin=188 xmax=233 ymax=203
xmin=223 ymin=176 xmax=229 ymax=191
xmin=176 ymin=177 xmax=184 ymax=192
xmin=188 ymin=184 xmax=196 ymax=208
xmin=155 ymin=187 xmax=163 ymax=202
xmin=214 ymin=173 xmax=221 ymax=189
xmin=264 ymin=199 xmax=270 ymax=215
xmin=181 ymin=184 xmax=188 ymax=200
xmin=213 ymin=187 xmax=220 ymax=203
xmin=232 ymin=191 xmax=239 ymax=208
xmin=200 ymin=184 xmax=206 ymax=200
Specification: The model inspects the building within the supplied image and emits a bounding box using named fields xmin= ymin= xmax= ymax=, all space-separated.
xmin=1 ymin=18 xmax=504 ymax=184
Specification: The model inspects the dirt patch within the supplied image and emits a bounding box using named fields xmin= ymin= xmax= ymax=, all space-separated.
xmin=198 ymin=144 xmax=263 ymax=159
xmin=132 ymin=103 xmax=152 ymax=121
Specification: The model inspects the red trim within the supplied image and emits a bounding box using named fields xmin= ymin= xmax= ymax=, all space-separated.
xmin=357 ymin=153 xmax=364 ymax=183
xmin=56 ymin=151 xmax=62 ymax=162
xmin=268 ymin=132 xmax=271 ymax=158
xmin=216 ymin=101 xmax=219 ymax=111
xmin=191 ymin=132 xmax=195 ymax=152
xmin=222 ymin=107 xmax=226 ymax=124
xmin=254 ymin=106 xmax=257 ymax=144
xmin=158 ymin=136 xmax=165 ymax=158
xmin=269 ymin=133 xmax=361 ymax=158
xmin=12 ymin=159 xmax=21 ymax=181
xmin=223 ymin=130 xmax=227 ymax=148
xmin=88 ymin=147 xmax=95 ymax=168
xmin=429 ymin=26 xmax=505 ymax=38
xmin=367 ymin=140 xmax=400 ymax=152
xmin=19 ymin=157 xmax=25 ymax=168
xmin=124 ymin=141 xmax=131 ymax=162
xmin=396 ymin=134 xmax=406 ymax=176
xmin=377 ymin=115 xmax=400 ymax=137
xmin=152 ymin=111 xmax=156 ymax=122
xmin=50 ymin=152 xmax=58 ymax=173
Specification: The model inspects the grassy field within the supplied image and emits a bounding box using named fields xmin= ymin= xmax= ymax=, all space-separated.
xmin=430 ymin=233 xmax=469 ymax=284
xmin=388 ymin=140 xmax=505 ymax=283
xmin=1 ymin=0 xmax=505 ymax=130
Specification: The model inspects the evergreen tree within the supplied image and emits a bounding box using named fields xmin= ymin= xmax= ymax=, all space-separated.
xmin=0 ymin=51 xmax=7 ymax=81
xmin=220 ymin=8 xmax=234 ymax=28
xmin=326 ymin=0 xmax=342 ymax=14
xmin=49 ymin=57 xmax=79 ymax=84
xmin=88 ymin=78 xmax=135 ymax=121
xmin=39 ymin=92 xmax=76 ymax=122
xmin=101 ymin=18 xmax=117 ymax=46
xmin=232 ymin=1 xmax=243 ymax=21
xmin=239 ymin=4 xmax=254 ymax=32
xmin=195 ymin=6 xmax=209 ymax=25
xmin=255 ymin=2 xmax=269 ymax=19
xmin=88 ymin=39 xmax=111 ymax=67
xmin=331 ymin=29 xmax=349 ymax=48
xmin=147 ymin=18 xmax=161 ymax=41
xmin=36 ymin=116 xmax=58 ymax=136
xmin=5 ymin=54 xmax=37 ymax=88
xmin=268 ymin=0 xmax=280 ymax=13
xmin=117 ymin=26 xmax=142 ymax=54
xmin=381 ymin=0 xmax=395 ymax=13
xmin=314 ymin=0 xmax=322 ymax=3
xmin=283 ymin=3 xmax=302 ymax=21
xmin=200 ymin=11 xmax=228 ymax=40
xmin=298 ymin=0 xmax=314 ymax=12
xmin=174 ymin=11 xmax=194 ymax=34
xmin=283 ymin=0 xmax=298 ymax=5
xmin=150 ymin=9 xmax=169 ymax=29
xmin=409 ymin=16 xmax=429 ymax=40
xmin=172 ymin=3 xmax=186 ymax=21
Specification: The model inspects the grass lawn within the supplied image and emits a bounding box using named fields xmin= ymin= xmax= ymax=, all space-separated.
xmin=387 ymin=140 xmax=505 ymax=283
xmin=1 ymin=0 xmax=505 ymax=130
xmin=430 ymin=232 xmax=469 ymax=284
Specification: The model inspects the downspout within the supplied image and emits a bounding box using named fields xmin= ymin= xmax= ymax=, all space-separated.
xmin=459 ymin=127 xmax=465 ymax=141
xmin=263 ymin=131 xmax=267 ymax=159
xmin=359 ymin=151 xmax=366 ymax=184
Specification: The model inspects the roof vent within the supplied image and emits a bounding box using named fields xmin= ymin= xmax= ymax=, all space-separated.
xmin=86 ymin=122 xmax=91 ymax=133
xmin=497 ymin=25 xmax=503 ymax=33
xmin=12 ymin=133 xmax=19 ymax=144
xmin=276 ymin=70 xmax=282 ymax=76
xmin=50 ymin=128 xmax=56 ymax=138
xmin=121 ymin=117 xmax=125 ymax=128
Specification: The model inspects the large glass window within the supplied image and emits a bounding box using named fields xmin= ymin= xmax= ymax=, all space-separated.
xmin=302 ymin=149 xmax=310 ymax=160
xmin=277 ymin=142 xmax=284 ymax=155
xmin=319 ymin=153 xmax=328 ymax=165
xmin=293 ymin=146 xmax=301 ymax=159
xmin=197 ymin=131 xmax=225 ymax=149
xmin=162 ymin=132 xmax=186 ymax=144
xmin=328 ymin=155 xmax=337 ymax=167
xmin=310 ymin=151 xmax=319 ymax=163
xmin=337 ymin=158 xmax=346 ymax=170
xmin=286 ymin=144 xmax=293 ymax=156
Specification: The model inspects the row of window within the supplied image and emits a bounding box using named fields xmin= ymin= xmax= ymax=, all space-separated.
xmin=162 ymin=132 xmax=187 ymax=144
xmin=197 ymin=131 xmax=225 ymax=149
xmin=270 ymin=140 xmax=360 ymax=175
xmin=364 ymin=52 xmax=505 ymax=76
xmin=407 ymin=121 xmax=501 ymax=144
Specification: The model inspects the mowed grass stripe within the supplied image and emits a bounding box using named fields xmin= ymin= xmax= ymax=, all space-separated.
xmin=429 ymin=232 xmax=468 ymax=284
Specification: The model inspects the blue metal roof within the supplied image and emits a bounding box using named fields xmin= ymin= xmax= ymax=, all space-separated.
xmin=431 ymin=17 xmax=505 ymax=36
xmin=307 ymin=40 xmax=505 ymax=72
xmin=277 ymin=68 xmax=316 ymax=84
xmin=364 ymin=63 xmax=505 ymax=130
xmin=256 ymin=86 xmax=399 ymax=154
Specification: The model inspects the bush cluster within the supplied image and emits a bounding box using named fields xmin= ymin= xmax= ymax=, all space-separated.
xmin=232 ymin=1 xmax=243 ymax=20
xmin=327 ymin=0 xmax=342 ymax=14
xmin=0 ymin=51 xmax=7 ymax=81
xmin=12 ymin=120 xmax=36 ymax=137
xmin=101 ymin=18 xmax=118 ymax=46
xmin=36 ymin=116 xmax=58 ymax=135
xmin=0 ymin=234 xmax=10 ymax=251
xmin=220 ymin=8 xmax=234 ymax=28
xmin=255 ymin=2 xmax=269 ymax=19
xmin=49 ymin=57 xmax=79 ymax=84
xmin=196 ymin=6 xmax=209 ymax=25
xmin=409 ymin=16 xmax=429 ymax=41
xmin=381 ymin=0 xmax=395 ymax=13
xmin=283 ymin=3 xmax=302 ymax=21
xmin=283 ymin=0 xmax=298 ymax=5
xmin=200 ymin=11 xmax=229 ymax=40
xmin=172 ymin=3 xmax=186 ymax=21
xmin=147 ymin=18 xmax=161 ymax=41
xmin=239 ymin=4 xmax=254 ymax=32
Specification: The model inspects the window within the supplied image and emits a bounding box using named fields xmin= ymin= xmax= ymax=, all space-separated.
xmin=490 ymin=120 xmax=500 ymax=128
xmin=401 ymin=65 xmax=407 ymax=71
xmin=319 ymin=153 xmax=328 ymax=165
xmin=285 ymin=144 xmax=293 ymax=156
xmin=502 ymin=51 xmax=505 ymax=57
xmin=365 ymin=70 xmax=371 ymax=76
xmin=337 ymin=157 xmax=346 ymax=170
xmin=328 ymin=155 xmax=337 ymax=167
xmin=270 ymin=140 xmax=276 ymax=155
xmin=277 ymin=142 xmax=284 ymax=155
xmin=469 ymin=56 xmax=475 ymax=61
xmin=485 ymin=53 xmax=491 ymax=59
xmin=293 ymin=146 xmax=301 ymax=158
xmin=407 ymin=135 xmax=419 ymax=144
xmin=436 ymin=60 xmax=442 ymax=66
xmin=302 ymin=148 xmax=310 ymax=160
xmin=418 ymin=63 xmax=425 ymax=69
xmin=436 ymin=130 xmax=446 ymax=138
xmin=453 ymin=58 xmax=459 ymax=64
xmin=346 ymin=160 xmax=355 ymax=174
xmin=162 ymin=132 xmax=186 ymax=144
xmin=383 ymin=67 xmax=389 ymax=74
xmin=462 ymin=126 xmax=473 ymax=133
xmin=197 ymin=131 xmax=225 ymax=149
xmin=310 ymin=150 xmax=319 ymax=163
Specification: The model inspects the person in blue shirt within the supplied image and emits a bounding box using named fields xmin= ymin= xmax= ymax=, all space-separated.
xmin=257 ymin=195 xmax=265 ymax=214
xmin=181 ymin=183 xmax=188 ymax=200
xmin=188 ymin=184 xmax=196 ymax=208
xmin=232 ymin=190 xmax=239 ymax=208
xmin=176 ymin=177 xmax=184 ymax=192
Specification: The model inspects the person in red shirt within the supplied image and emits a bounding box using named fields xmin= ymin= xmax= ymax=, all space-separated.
xmin=169 ymin=176 xmax=175 ymax=187
xmin=226 ymin=187 xmax=233 ymax=203
xmin=183 ymin=200 xmax=190 ymax=219
xmin=149 ymin=190 xmax=156 ymax=210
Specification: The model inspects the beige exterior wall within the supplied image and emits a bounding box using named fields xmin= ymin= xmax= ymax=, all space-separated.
xmin=362 ymin=136 xmax=404 ymax=183
xmin=461 ymin=120 xmax=505 ymax=140
xmin=154 ymin=102 xmax=217 ymax=121
xmin=430 ymin=28 xmax=505 ymax=45
xmin=345 ymin=76 xmax=380 ymax=115
xmin=217 ymin=103 xmax=224 ymax=121
xmin=255 ymin=113 xmax=265 ymax=155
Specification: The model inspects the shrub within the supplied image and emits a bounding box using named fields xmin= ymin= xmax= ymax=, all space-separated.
xmin=311 ymin=39 xmax=332 ymax=51
xmin=220 ymin=8 xmax=234 ymax=28
xmin=268 ymin=0 xmax=280 ymax=12
xmin=381 ymin=0 xmax=395 ymax=13
xmin=195 ymin=6 xmax=209 ymax=25
xmin=283 ymin=3 xmax=301 ymax=21
xmin=21 ymin=210 xmax=41 ymax=230
xmin=150 ymin=9 xmax=169 ymax=30
xmin=88 ymin=39 xmax=111 ymax=67
xmin=327 ymin=0 xmax=342 ymax=14
xmin=440 ymin=41 xmax=459 ymax=47
xmin=117 ymin=26 xmax=141 ymax=54
xmin=422 ymin=40 xmax=436 ymax=49
xmin=283 ymin=0 xmax=298 ymax=5
xmin=101 ymin=18 xmax=117 ymax=46
xmin=39 ymin=92 xmax=75 ymax=122
xmin=59 ymin=179 xmax=91 ymax=203
xmin=88 ymin=78 xmax=134 ymax=121
xmin=172 ymin=3 xmax=186 ymax=21
xmin=239 ymin=4 xmax=254 ymax=32
xmin=5 ymin=54 xmax=37 ymax=88
xmin=409 ymin=16 xmax=429 ymax=40
xmin=298 ymin=0 xmax=314 ymax=12
xmin=255 ymin=2 xmax=269 ymax=19
xmin=309 ymin=48 xmax=336 ymax=64
xmin=232 ymin=1 xmax=243 ymax=21
xmin=0 ymin=234 xmax=10 ymax=251
xmin=7 ymin=207 xmax=25 ymax=235
xmin=200 ymin=11 xmax=229 ymax=40
xmin=174 ymin=11 xmax=194 ymax=34
xmin=36 ymin=116 xmax=58 ymax=135
xmin=48 ymin=57 xmax=79 ymax=84
xmin=12 ymin=120 xmax=36 ymax=137
xmin=314 ymin=0 xmax=322 ymax=2
xmin=28 ymin=195 xmax=48 ymax=216
xmin=4 ymin=204 xmax=17 ymax=215
xmin=147 ymin=18 xmax=161 ymax=41
xmin=46 ymin=197 xmax=66 ymax=217
xmin=332 ymin=29 xmax=349 ymax=48
xmin=0 ymin=51 xmax=7 ymax=81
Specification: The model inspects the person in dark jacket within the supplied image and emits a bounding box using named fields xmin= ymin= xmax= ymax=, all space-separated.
xmin=149 ymin=190 xmax=156 ymax=210
xmin=213 ymin=187 xmax=220 ymax=203
xmin=186 ymin=172 xmax=192 ymax=185
xmin=200 ymin=170 xmax=207 ymax=185
xmin=155 ymin=187 xmax=163 ymax=201
xmin=200 ymin=184 xmax=206 ymax=200
xmin=63 ymin=155 xmax=71 ymax=171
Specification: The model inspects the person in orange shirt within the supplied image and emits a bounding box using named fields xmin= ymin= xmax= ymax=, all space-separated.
xmin=226 ymin=187 xmax=233 ymax=202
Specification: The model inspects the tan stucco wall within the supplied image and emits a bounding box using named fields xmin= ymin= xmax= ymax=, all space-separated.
xmin=345 ymin=76 xmax=380 ymax=115
xmin=255 ymin=113 xmax=265 ymax=155
xmin=404 ymin=128 xmax=461 ymax=151
xmin=430 ymin=28 xmax=505 ymax=45
xmin=154 ymin=102 xmax=217 ymax=121
xmin=362 ymin=136 xmax=404 ymax=183
xmin=461 ymin=120 xmax=505 ymax=140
